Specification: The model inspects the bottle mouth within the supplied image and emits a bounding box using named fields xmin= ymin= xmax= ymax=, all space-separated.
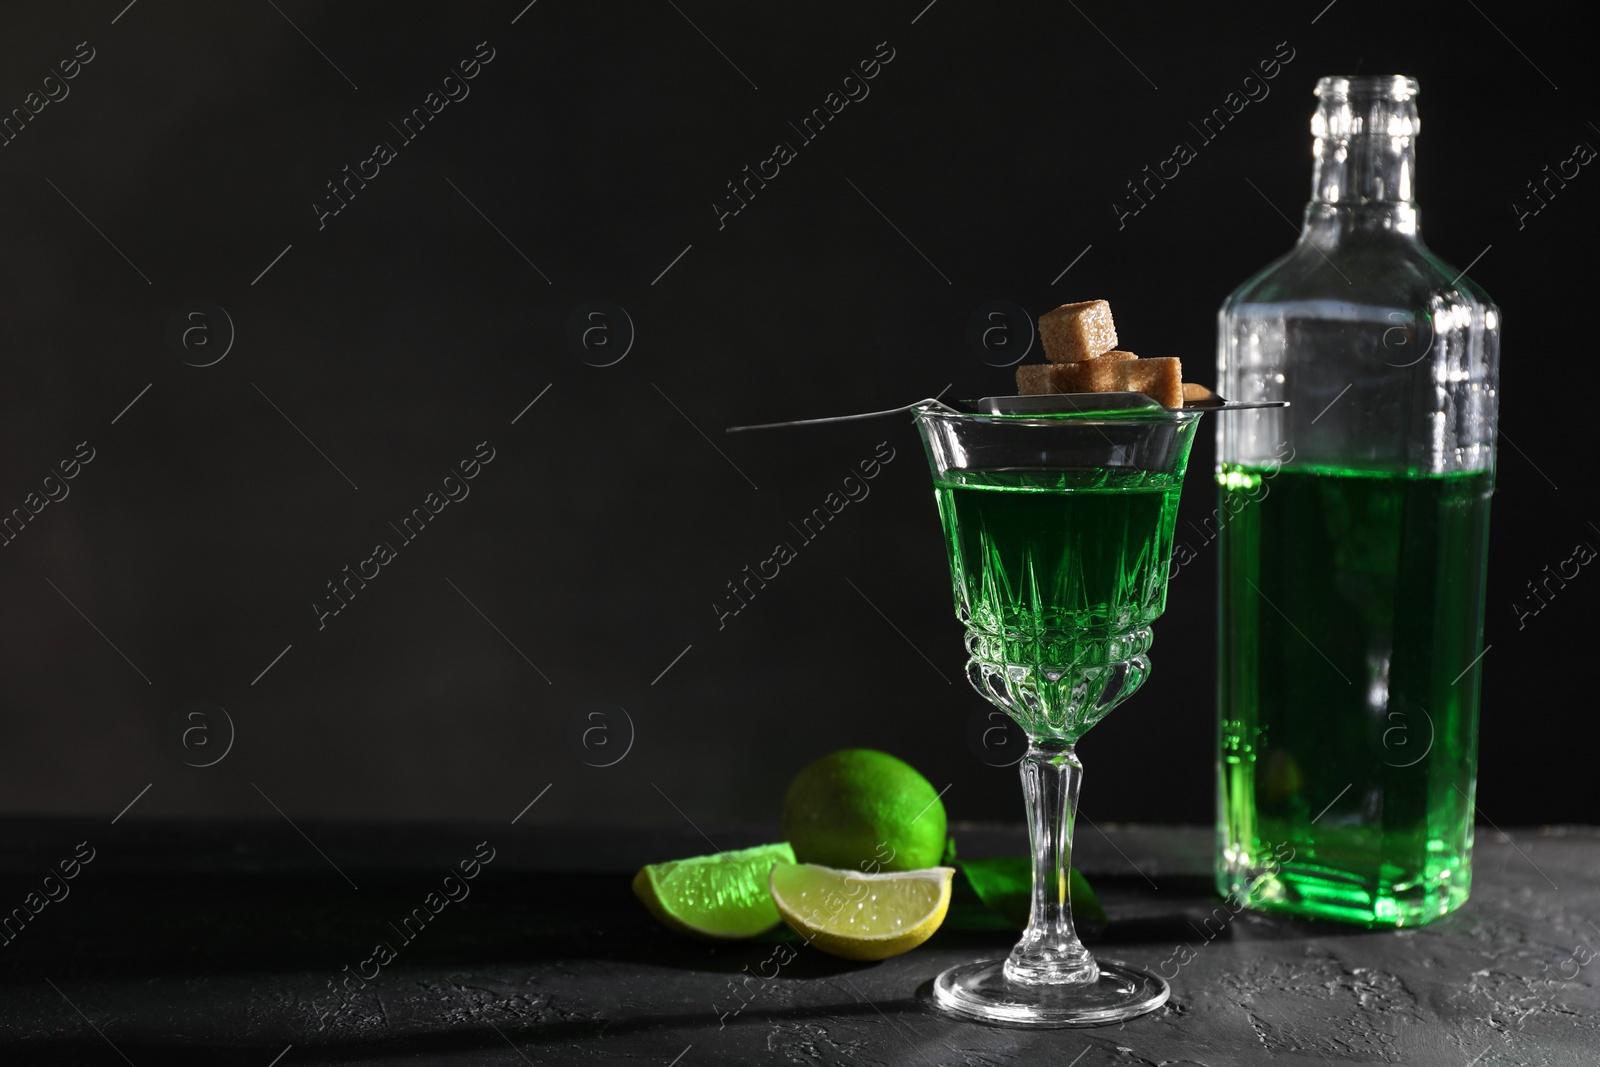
xmin=1315 ymin=75 xmax=1419 ymax=101
xmin=1312 ymin=75 xmax=1420 ymax=139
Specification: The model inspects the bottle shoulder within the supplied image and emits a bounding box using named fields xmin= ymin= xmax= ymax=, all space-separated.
xmin=1409 ymin=240 xmax=1497 ymax=309
xmin=1222 ymin=232 xmax=1497 ymax=315
xmin=1219 ymin=245 xmax=1302 ymax=312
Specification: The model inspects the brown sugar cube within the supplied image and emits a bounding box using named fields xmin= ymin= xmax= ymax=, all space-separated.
xmin=1011 ymin=351 xmax=1139 ymax=395
xmin=1182 ymin=382 xmax=1216 ymax=404
xmin=1014 ymin=350 xmax=1137 ymax=393
xmin=1015 ymin=357 xmax=1184 ymax=409
xmin=1038 ymin=300 xmax=1118 ymax=363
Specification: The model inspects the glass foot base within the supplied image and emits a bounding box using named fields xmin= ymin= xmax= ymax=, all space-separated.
xmin=930 ymin=958 xmax=1169 ymax=1028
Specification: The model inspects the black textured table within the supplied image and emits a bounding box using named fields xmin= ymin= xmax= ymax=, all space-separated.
xmin=1 ymin=818 xmax=1592 ymax=1065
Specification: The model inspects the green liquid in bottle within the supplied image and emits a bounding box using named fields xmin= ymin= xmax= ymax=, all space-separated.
xmin=1217 ymin=464 xmax=1493 ymax=926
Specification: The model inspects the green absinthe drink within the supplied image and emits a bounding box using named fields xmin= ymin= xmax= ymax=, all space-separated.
xmin=1216 ymin=76 xmax=1500 ymax=926
xmin=1218 ymin=465 xmax=1492 ymax=923
xmin=936 ymin=466 xmax=1184 ymax=739
xmin=918 ymin=400 xmax=1198 ymax=1027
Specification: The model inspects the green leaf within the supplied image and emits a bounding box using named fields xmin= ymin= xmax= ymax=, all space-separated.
xmin=958 ymin=857 xmax=1107 ymax=927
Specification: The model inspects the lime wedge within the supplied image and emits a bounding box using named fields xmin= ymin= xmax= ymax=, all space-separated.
xmin=769 ymin=862 xmax=954 ymax=960
xmin=632 ymin=842 xmax=796 ymax=939
xmin=959 ymin=857 xmax=1107 ymax=927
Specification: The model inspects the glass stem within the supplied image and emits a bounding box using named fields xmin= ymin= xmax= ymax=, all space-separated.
xmin=1005 ymin=739 xmax=1098 ymax=986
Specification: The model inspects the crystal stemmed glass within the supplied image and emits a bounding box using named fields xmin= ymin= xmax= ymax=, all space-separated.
xmin=914 ymin=396 xmax=1201 ymax=1027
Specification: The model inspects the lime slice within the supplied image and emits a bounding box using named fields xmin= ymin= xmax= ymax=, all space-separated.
xmin=958 ymin=857 xmax=1107 ymax=927
xmin=769 ymin=862 xmax=954 ymax=960
xmin=632 ymin=842 xmax=796 ymax=939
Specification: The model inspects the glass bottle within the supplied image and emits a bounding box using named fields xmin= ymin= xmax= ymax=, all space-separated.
xmin=1215 ymin=75 xmax=1499 ymax=926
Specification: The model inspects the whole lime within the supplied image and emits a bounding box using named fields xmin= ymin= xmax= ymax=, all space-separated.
xmin=781 ymin=749 xmax=947 ymax=872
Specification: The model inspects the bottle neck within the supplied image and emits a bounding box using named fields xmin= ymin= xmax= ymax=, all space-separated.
xmin=1303 ymin=78 xmax=1421 ymax=240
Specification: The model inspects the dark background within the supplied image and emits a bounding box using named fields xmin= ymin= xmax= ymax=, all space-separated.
xmin=0 ymin=1 xmax=1590 ymax=832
